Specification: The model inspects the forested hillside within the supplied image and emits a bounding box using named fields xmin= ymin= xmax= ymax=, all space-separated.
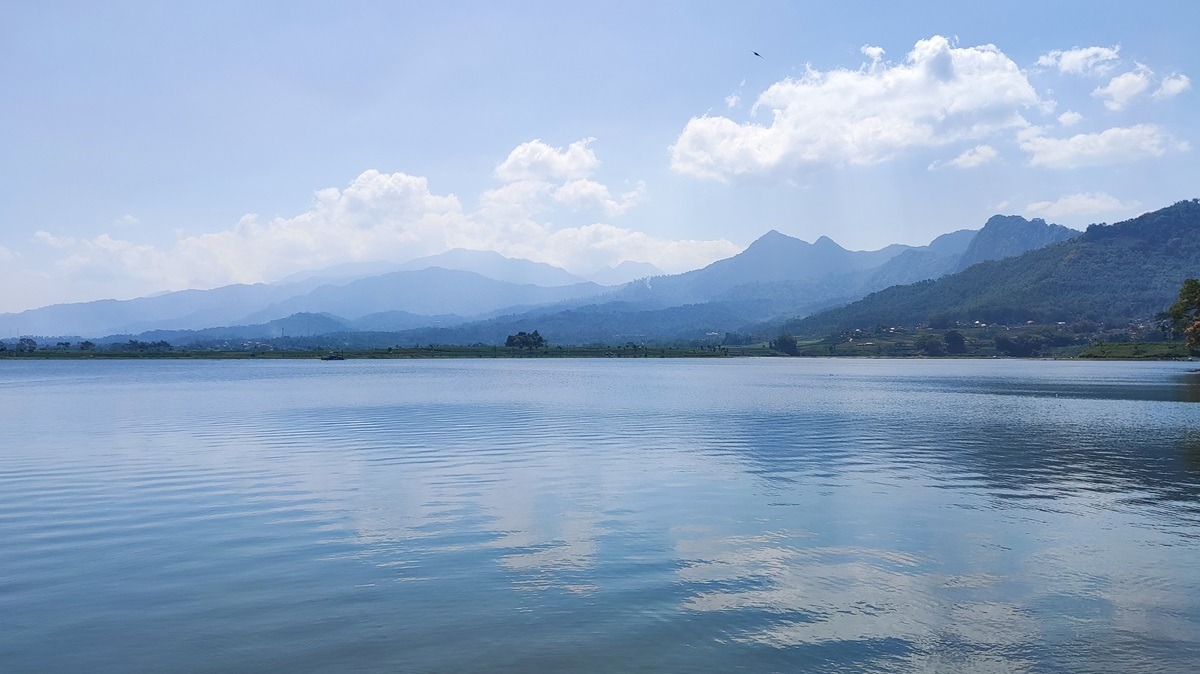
xmin=784 ymin=200 xmax=1200 ymax=335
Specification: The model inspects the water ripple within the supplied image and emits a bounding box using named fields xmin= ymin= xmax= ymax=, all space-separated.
xmin=0 ymin=358 xmax=1197 ymax=672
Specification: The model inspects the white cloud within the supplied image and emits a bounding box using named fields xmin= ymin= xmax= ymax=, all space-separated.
xmin=1057 ymin=110 xmax=1082 ymax=126
xmin=1093 ymin=65 xmax=1152 ymax=110
xmin=114 ymin=214 xmax=140 ymax=226
xmin=724 ymin=93 xmax=740 ymax=108
xmin=503 ymin=224 xmax=738 ymax=276
xmin=495 ymin=138 xmax=599 ymax=183
xmin=929 ymin=144 xmax=998 ymax=170
xmin=1025 ymin=192 xmax=1140 ymax=219
xmin=670 ymin=36 xmax=1039 ymax=179
xmin=554 ymin=179 xmax=646 ymax=216
xmin=30 ymin=141 xmax=736 ymax=299
xmin=34 ymin=231 xmax=77 ymax=248
xmin=0 ymin=245 xmax=14 ymax=262
xmin=475 ymin=179 xmax=555 ymax=230
xmin=1153 ymin=73 xmax=1191 ymax=100
xmin=1018 ymin=123 xmax=1181 ymax=168
xmin=1036 ymin=45 xmax=1120 ymax=75
xmin=51 ymin=171 xmax=472 ymax=290
xmin=861 ymin=45 xmax=885 ymax=62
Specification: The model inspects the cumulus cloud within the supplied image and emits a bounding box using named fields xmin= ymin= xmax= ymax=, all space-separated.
xmin=1093 ymin=65 xmax=1152 ymax=110
xmin=929 ymin=144 xmax=998 ymax=170
xmin=1153 ymin=73 xmax=1191 ymax=100
xmin=495 ymin=138 xmax=599 ymax=182
xmin=1036 ymin=45 xmax=1120 ymax=75
xmin=53 ymin=234 xmax=176 ymax=287
xmin=49 ymin=171 xmax=472 ymax=291
xmin=724 ymin=93 xmax=740 ymax=108
xmin=670 ymin=36 xmax=1039 ymax=179
xmin=554 ymin=179 xmax=646 ymax=216
xmin=1025 ymin=192 xmax=1141 ymax=219
xmin=1057 ymin=110 xmax=1082 ymax=126
xmin=502 ymin=223 xmax=737 ymax=276
xmin=34 ymin=231 xmax=77 ymax=248
xmin=1018 ymin=123 xmax=1182 ymax=168
xmin=861 ymin=45 xmax=885 ymax=62
xmin=29 ymin=140 xmax=736 ymax=300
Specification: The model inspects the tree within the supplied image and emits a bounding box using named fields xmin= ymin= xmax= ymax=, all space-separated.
xmin=995 ymin=333 xmax=1044 ymax=357
xmin=17 ymin=337 xmax=37 ymax=352
xmin=915 ymin=333 xmax=946 ymax=356
xmin=1167 ymin=278 xmax=1200 ymax=350
xmin=79 ymin=341 xmax=95 ymax=351
xmin=943 ymin=330 xmax=967 ymax=354
xmin=770 ymin=333 xmax=799 ymax=356
xmin=505 ymin=330 xmax=546 ymax=349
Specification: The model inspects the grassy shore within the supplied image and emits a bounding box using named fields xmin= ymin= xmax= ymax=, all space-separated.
xmin=1076 ymin=342 xmax=1197 ymax=359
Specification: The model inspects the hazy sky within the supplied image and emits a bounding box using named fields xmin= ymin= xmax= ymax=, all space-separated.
xmin=2 ymin=1 xmax=1197 ymax=312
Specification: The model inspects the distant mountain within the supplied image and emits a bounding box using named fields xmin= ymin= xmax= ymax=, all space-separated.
xmin=277 ymin=261 xmax=403 ymax=286
xmin=1 ymin=258 xmax=599 ymax=339
xmin=4 ymin=213 xmax=1088 ymax=343
xmin=858 ymin=228 xmax=977 ymax=290
xmin=396 ymin=249 xmax=588 ymax=286
xmin=109 ymin=309 xmax=472 ymax=346
xmin=693 ymin=230 xmax=908 ymax=285
xmin=955 ymin=215 xmax=1078 ymax=271
xmin=115 ymin=312 xmax=351 ymax=345
xmin=304 ymin=224 xmax=1043 ymax=347
xmin=239 ymin=267 xmax=608 ymax=324
xmin=604 ymin=227 xmax=984 ymax=316
xmin=583 ymin=261 xmax=664 ymax=286
xmin=291 ymin=300 xmax=786 ymax=348
xmin=315 ymin=229 xmax=979 ymax=347
xmin=346 ymin=310 xmax=465 ymax=332
xmin=606 ymin=231 xmax=915 ymax=308
xmin=278 ymin=250 xmax=591 ymax=288
xmin=784 ymin=199 xmax=1200 ymax=335
xmin=0 ymin=282 xmax=310 ymax=339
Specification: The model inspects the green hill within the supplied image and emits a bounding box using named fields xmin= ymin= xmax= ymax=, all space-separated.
xmin=784 ymin=199 xmax=1200 ymax=335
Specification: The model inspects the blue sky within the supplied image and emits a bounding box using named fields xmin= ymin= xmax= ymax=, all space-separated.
xmin=1 ymin=1 xmax=1197 ymax=312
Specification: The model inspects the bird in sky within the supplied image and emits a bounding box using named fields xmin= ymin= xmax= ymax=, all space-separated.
xmin=752 ymin=51 xmax=763 ymax=58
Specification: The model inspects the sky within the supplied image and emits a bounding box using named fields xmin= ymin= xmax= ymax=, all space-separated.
xmin=2 ymin=0 xmax=1197 ymax=313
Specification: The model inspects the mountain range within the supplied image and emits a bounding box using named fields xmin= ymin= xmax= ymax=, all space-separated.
xmin=7 ymin=202 xmax=1177 ymax=346
xmin=782 ymin=199 xmax=1200 ymax=336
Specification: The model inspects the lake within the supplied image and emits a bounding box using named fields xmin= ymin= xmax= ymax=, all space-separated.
xmin=1 ymin=358 xmax=1198 ymax=672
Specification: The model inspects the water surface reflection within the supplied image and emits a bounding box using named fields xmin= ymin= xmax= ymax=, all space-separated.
xmin=0 ymin=359 xmax=1197 ymax=672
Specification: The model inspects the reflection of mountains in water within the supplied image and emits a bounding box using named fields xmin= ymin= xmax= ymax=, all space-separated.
xmin=700 ymin=377 xmax=1200 ymax=516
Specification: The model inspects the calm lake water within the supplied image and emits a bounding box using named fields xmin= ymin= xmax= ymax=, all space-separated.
xmin=1 ymin=358 xmax=1198 ymax=673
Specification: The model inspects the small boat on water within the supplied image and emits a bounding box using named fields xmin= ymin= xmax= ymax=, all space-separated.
xmin=320 ymin=353 xmax=346 ymax=361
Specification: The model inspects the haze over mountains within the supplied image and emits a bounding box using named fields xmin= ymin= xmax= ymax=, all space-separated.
xmin=3 ymin=206 xmax=1104 ymax=345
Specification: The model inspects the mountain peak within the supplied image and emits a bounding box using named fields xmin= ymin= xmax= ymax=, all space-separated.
xmin=813 ymin=235 xmax=845 ymax=250
xmin=397 ymin=249 xmax=587 ymax=286
xmin=750 ymin=229 xmax=797 ymax=245
xmin=745 ymin=231 xmax=848 ymax=251
xmin=957 ymin=214 xmax=1077 ymax=271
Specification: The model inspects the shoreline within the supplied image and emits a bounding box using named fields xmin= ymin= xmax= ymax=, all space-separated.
xmin=1 ymin=347 xmax=1195 ymax=362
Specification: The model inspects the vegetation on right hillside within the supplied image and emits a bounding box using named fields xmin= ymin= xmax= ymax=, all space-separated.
xmin=783 ymin=200 xmax=1200 ymax=336
xmin=1166 ymin=278 xmax=1200 ymax=350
